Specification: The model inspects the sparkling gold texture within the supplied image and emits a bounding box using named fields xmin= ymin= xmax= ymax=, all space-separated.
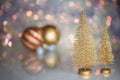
xmin=98 ymin=26 xmax=114 ymax=65
xmin=72 ymin=11 xmax=96 ymax=68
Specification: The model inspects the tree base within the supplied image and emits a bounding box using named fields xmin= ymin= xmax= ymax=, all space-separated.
xmin=100 ymin=68 xmax=111 ymax=75
xmin=78 ymin=68 xmax=92 ymax=76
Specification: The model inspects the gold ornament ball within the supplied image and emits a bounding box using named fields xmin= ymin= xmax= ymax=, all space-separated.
xmin=100 ymin=68 xmax=111 ymax=76
xmin=42 ymin=24 xmax=60 ymax=45
xmin=78 ymin=68 xmax=92 ymax=76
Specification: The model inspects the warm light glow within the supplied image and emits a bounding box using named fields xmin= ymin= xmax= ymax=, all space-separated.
xmin=3 ymin=20 xmax=8 ymax=26
xmin=85 ymin=1 xmax=92 ymax=7
xmin=29 ymin=3 xmax=35 ymax=7
xmin=4 ymin=38 xmax=9 ymax=46
xmin=95 ymin=69 xmax=100 ymax=75
xmin=36 ymin=0 xmax=40 ymax=5
xmin=68 ymin=1 xmax=75 ymax=7
xmin=26 ymin=10 xmax=33 ymax=17
xmin=69 ymin=33 xmax=74 ymax=44
xmin=45 ymin=14 xmax=54 ymax=21
xmin=46 ymin=31 xmax=56 ymax=41
xmin=12 ymin=14 xmax=17 ymax=20
xmin=99 ymin=0 xmax=105 ymax=6
xmin=106 ymin=21 xmax=111 ymax=26
xmin=37 ymin=9 xmax=43 ymax=15
xmin=24 ymin=0 xmax=28 ymax=2
xmin=7 ymin=33 xmax=12 ymax=39
xmin=74 ymin=18 xmax=79 ymax=24
xmin=18 ymin=32 xmax=23 ymax=38
xmin=8 ymin=41 xmax=12 ymax=47
xmin=45 ymin=56 xmax=57 ymax=67
xmin=33 ymin=14 xmax=39 ymax=20
xmin=106 ymin=16 xmax=112 ymax=22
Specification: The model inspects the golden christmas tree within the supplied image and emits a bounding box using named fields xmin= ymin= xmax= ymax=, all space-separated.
xmin=98 ymin=26 xmax=114 ymax=76
xmin=72 ymin=10 xmax=96 ymax=76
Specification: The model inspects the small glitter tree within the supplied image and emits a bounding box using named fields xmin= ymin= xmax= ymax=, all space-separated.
xmin=98 ymin=26 xmax=114 ymax=76
xmin=72 ymin=10 xmax=96 ymax=76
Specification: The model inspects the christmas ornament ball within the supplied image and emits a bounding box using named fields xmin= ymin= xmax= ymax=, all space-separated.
xmin=23 ymin=56 xmax=43 ymax=73
xmin=42 ymin=24 xmax=60 ymax=45
xmin=21 ymin=27 xmax=43 ymax=50
xmin=44 ymin=53 xmax=58 ymax=68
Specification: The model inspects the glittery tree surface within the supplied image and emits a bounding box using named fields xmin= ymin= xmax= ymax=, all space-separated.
xmin=72 ymin=11 xmax=96 ymax=68
xmin=98 ymin=26 xmax=114 ymax=65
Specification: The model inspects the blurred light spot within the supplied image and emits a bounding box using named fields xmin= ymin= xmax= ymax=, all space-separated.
xmin=8 ymin=41 xmax=12 ymax=47
xmin=37 ymin=9 xmax=43 ymax=16
xmin=112 ymin=0 xmax=116 ymax=3
xmin=106 ymin=16 xmax=112 ymax=22
xmin=3 ymin=20 xmax=8 ymax=31
xmin=99 ymin=0 xmax=105 ymax=8
xmin=46 ymin=31 xmax=56 ymax=41
xmin=36 ymin=0 xmax=40 ymax=5
xmin=33 ymin=14 xmax=39 ymax=20
xmin=68 ymin=1 xmax=75 ymax=7
xmin=106 ymin=21 xmax=111 ymax=26
xmin=12 ymin=14 xmax=17 ymax=20
xmin=7 ymin=33 xmax=12 ymax=39
xmin=3 ymin=38 xmax=9 ymax=46
xmin=24 ymin=0 xmax=28 ymax=2
xmin=74 ymin=18 xmax=79 ymax=24
xmin=0 ymin=10 xmax=3 ymax=16
xmin=18 ymin=54 xmax=24 ymax=61
xmin=69 ymin=33 xmax=74 ymax=44
xmin=45 ymin=14 xmax=54 ymax=21
xmin=26 ymin=10 xmax=33 ymax=17
xmin=85 ymin=1 xmax=92 ymax=7
xmin=3 ymin=33 xmax=12 ymax=46
xmin=99 ymin=0 xmax=105 ymax=6
xmin=3 ymin=20 xmax=8 ymax=26
xmin=18 ymin=32 xmax=23 ymax=38
xmin=106 ymin=16 xmax=112 ymax=26
xmin=95 ymin=69 xmax=100 ymax=75
xmin=29 ymin=3 xmax=35 ymax=7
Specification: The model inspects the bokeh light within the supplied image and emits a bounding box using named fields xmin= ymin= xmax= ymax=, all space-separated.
xmin=26 ymin=10 xmax=33 ymax=17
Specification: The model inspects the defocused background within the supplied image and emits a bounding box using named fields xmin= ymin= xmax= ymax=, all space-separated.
xmin=0 ymin=0 xmax=120 ymax=80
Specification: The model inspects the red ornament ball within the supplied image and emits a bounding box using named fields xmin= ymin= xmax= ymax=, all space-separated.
xmin=23 ymin=56 xmax=43 ymax=73
xmin=21 ymin=27 xmax=43 ymax=50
